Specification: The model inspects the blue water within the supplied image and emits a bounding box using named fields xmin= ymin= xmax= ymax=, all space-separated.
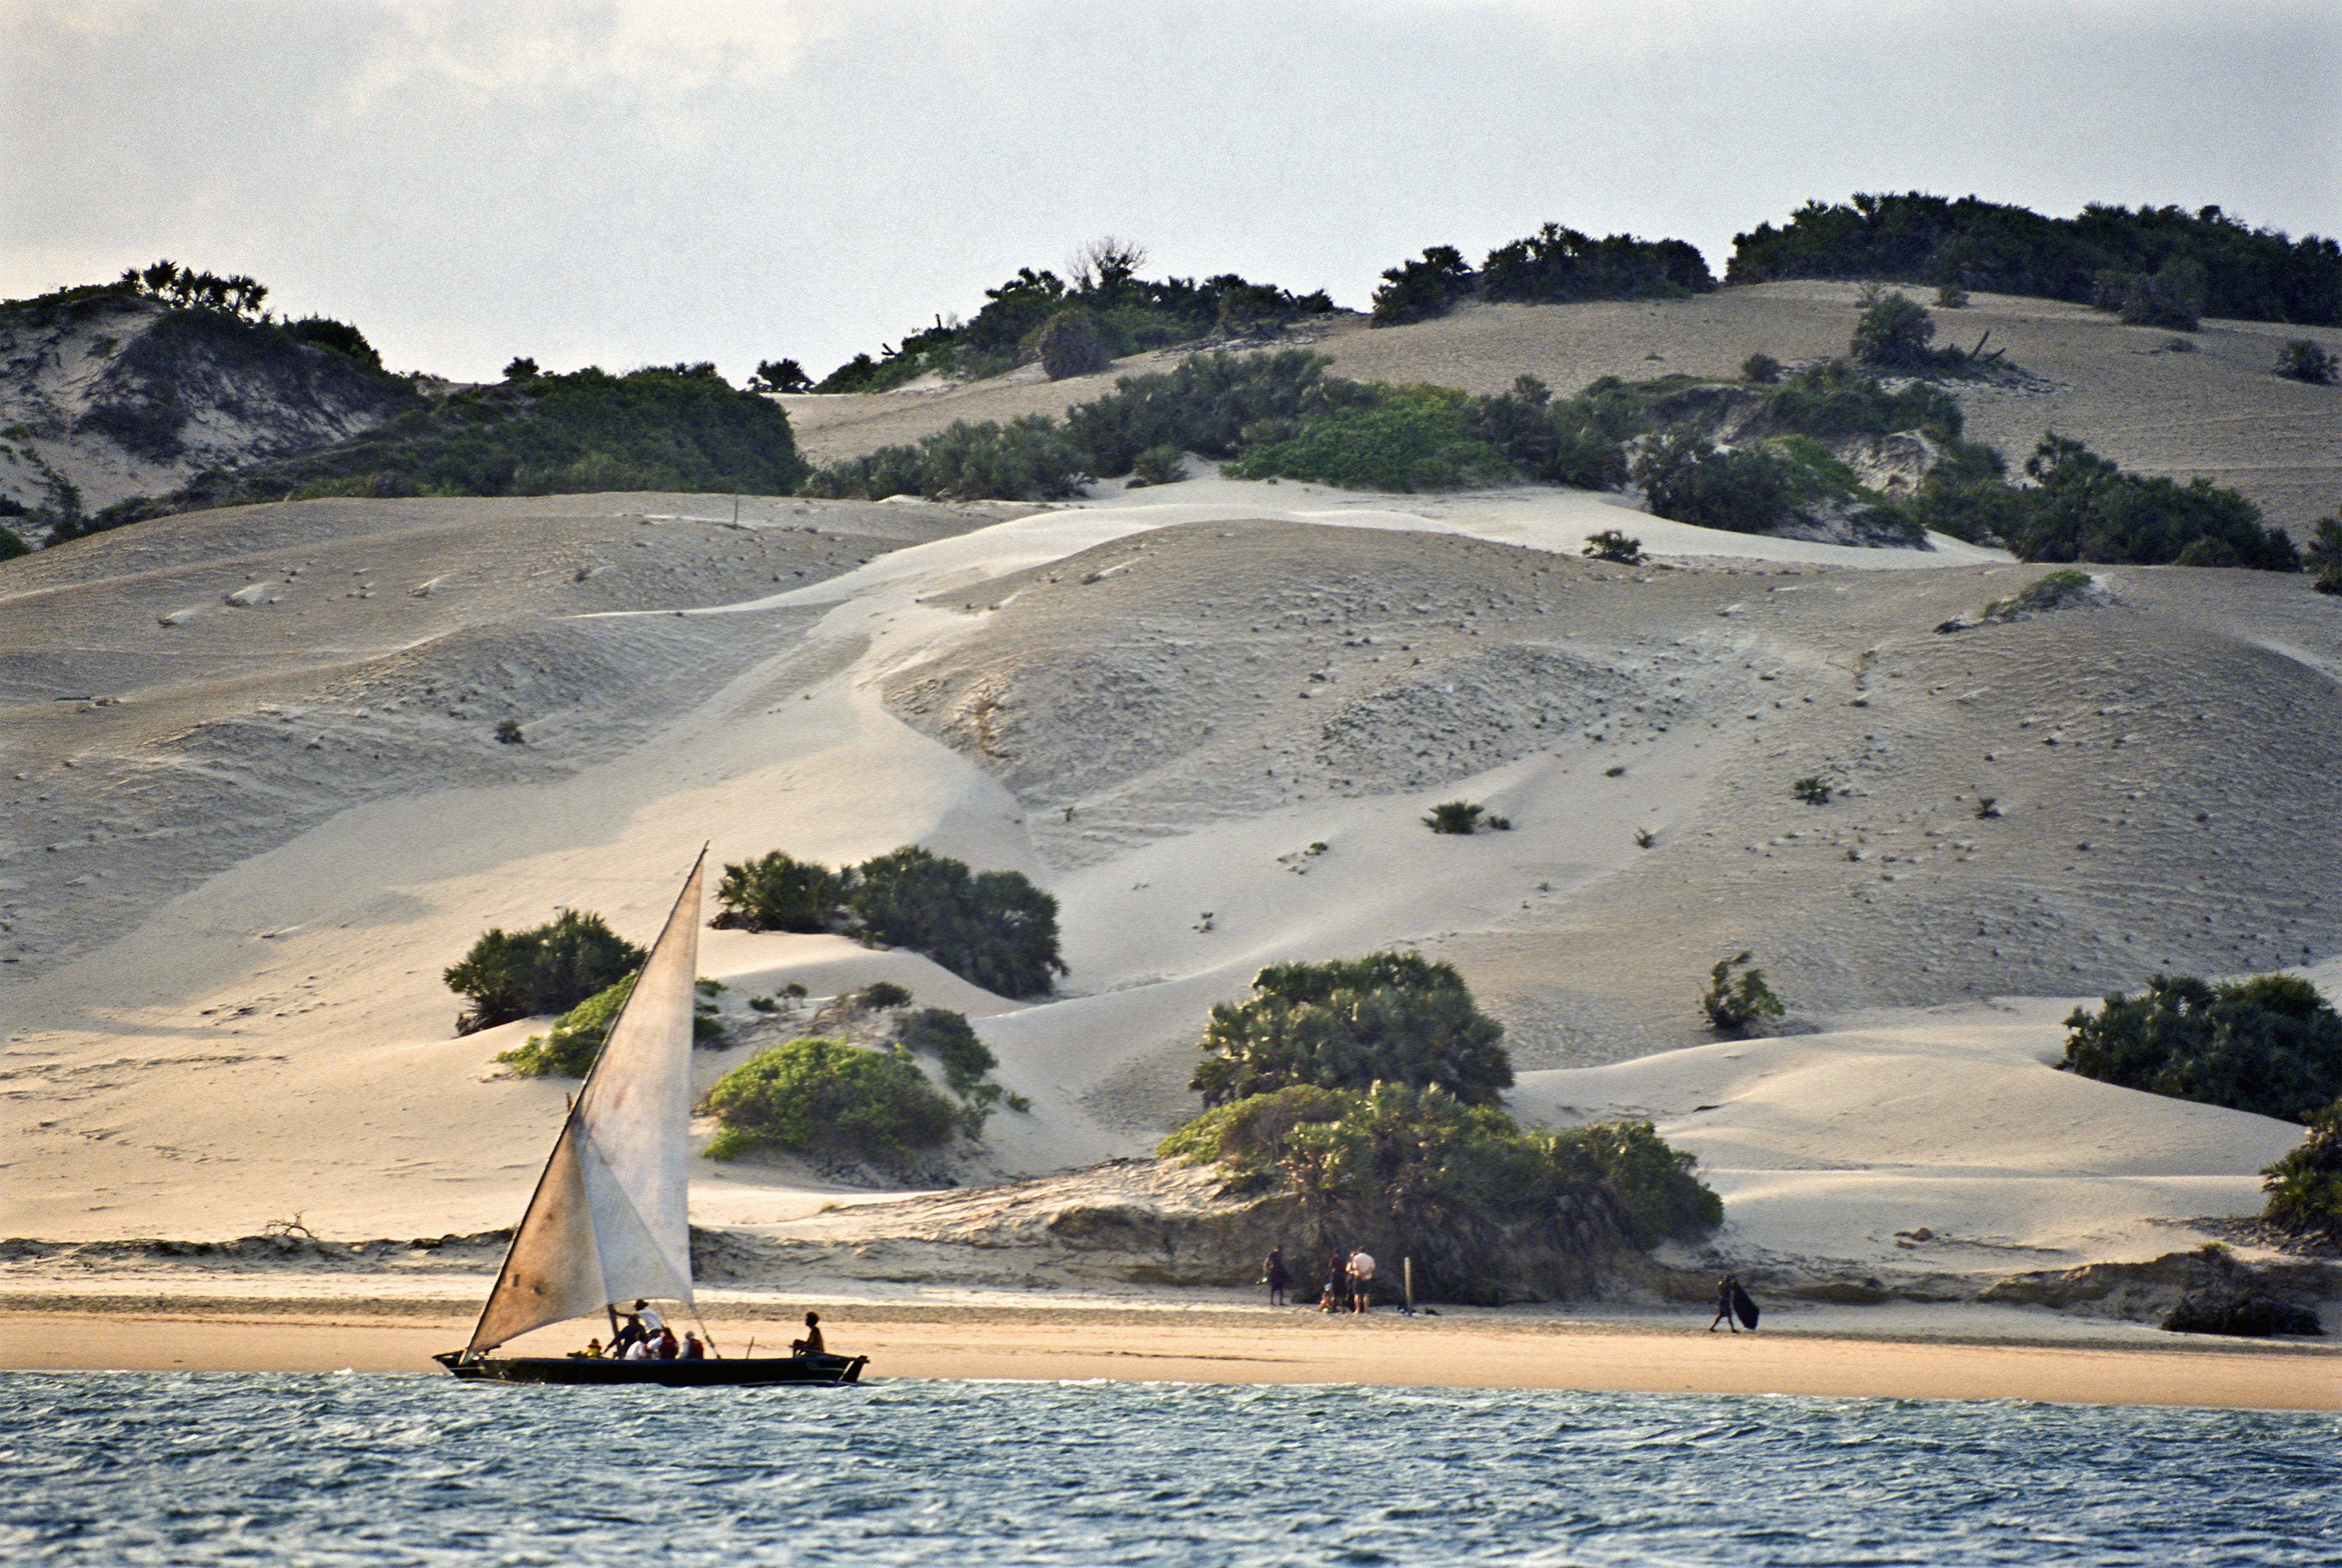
xmin=3 ymin=1375 xmax=2336 ymax=1566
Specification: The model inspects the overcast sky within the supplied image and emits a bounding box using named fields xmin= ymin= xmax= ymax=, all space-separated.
xmin=5 ymin=1 xmax=2337 ymax=384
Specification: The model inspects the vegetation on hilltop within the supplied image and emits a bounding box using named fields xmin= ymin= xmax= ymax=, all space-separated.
xmin=1190 ymin=952 xmax=1513 ymax=1109
xmin=712 ymin=845 xmax=1065 ymax=999
xmin=811 ymin=238 xmax=1334 ymax=393
xmin=2061 ymin=972 xmax=2342 ymax=1123
xmin=1162 ymin=1083 xmax=1721 ymax=1302
xmin=1728 ymin=193 xmax=2342 ymax=326
xmin=1372 ymin=224 xmax=1714 ymax=326
xmin=165 ymin=362 xmax=808 ymax=515
xmin=445 ymin=909 xmax=647 ymax=1035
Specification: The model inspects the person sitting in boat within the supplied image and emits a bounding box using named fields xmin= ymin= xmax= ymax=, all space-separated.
xmin=653 ymin=1327 xmax=680 ymax=1360
xmin=575 ymin=1337 xmax=606 ymax=1360
xmin=790 ymin=1311 xmax=826 ymax=1358
xmin=611 ymin=1311 xmax=646 ymax=1357
xmin=623 ymin=1335 xmax=654 ymax=1361
xmin=634 ymin=1299 xmax=665 ymax=1336
xmin=681 ymin=1333 xmax=706 ymax=1361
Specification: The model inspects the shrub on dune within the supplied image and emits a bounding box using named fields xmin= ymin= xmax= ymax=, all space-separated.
xmin=1190 ymin=951 xmax=1513 ymax=1109
xmin=2061 ymin=972 xmax=2342 ymax=1123
xmin=1702 ymin=952 xmax=1786 ymax=1036
xmin=2010 ymin=435 xmax=2299 ymax=570
xmin=714 ymin=850 xmax=848 ymax=933
xmin=1223 ymin=384 xmax=1515 ymax=492
xmin=702 ymin=1037 xmax=958 ymax=1161
xmin=2260 ymin=1098 xmax=2342 ymax=1244
xmin=1161 ymin=1081 xmax=1721 ymax=1301
xmin=445 ymin=909 xmax=646 ymax=1035
xmin=712 ymin=844 xmax=1067 ymax=1000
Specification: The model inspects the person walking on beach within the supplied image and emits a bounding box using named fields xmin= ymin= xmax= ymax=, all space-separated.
xmin=1710 ymin=1274 xmax=1741 ymax=1333
xmin=1348 ymin=1248 xmax=1376 ymax=1314
xmin=1264 ymin=1247 xmax=1292 ymax=1307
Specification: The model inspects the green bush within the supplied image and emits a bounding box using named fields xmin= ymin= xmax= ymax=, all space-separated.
xmin=855 ymin=980 xmax=914 ymax=1011
xmin=2261 ymin=1098 xmax=2342 ymax=1244
xmin=714 ymin=851 xmax=847 ymax=932
xmin=1423 ymin=800 xmax=1492 ymax=834
xmin=1979 ymin=567 xmax=2094 ymax=620
xmin=494 ymin=970 xmax=723 ymax=1076
xmin=0 ymin=526 xmax=26 ymax=562
xmin=1792 ymin=775 xmax=1832 ymax=805
xmin=1910 ymin=439 xmax=2026 ymax=545
xmin=812 ymin=254 xmax=1334 ymax=392
xmin=281 ymin=315 xmax=383 ymax=371
xmin=1161 ymin=1082 xmax=1722 ymax=1298
xmin=1751 ymin=359 xmax=1964 ymax=443
xmin=802 ymin=413 xmax=1085 ymax=503
xmin=2104 ymin=257 xmax=2207 ymax=330
xmin=1064 ymin=349 xmax=1371 ymax=476
xmin=1582 ymin=529 xmax=1644 ymax=564
xmin=898 ymin=1006 xmax=995 ymax=1095
xmin=703 ymin=1037 xmax=958 ymax=1161
xmin=193 ymin=363 xmax=804 ymax=506
xmin=1370 ymin=246 xmax=1475 ymax=326
xmin=498 ymin=973 xmax=639 ymax=1077
xmin=1036 ymin=308 xmax=1111 ymax=379
xmin=1224 ymin=384 xmax=1515 ymax=492
xmin=1371 ymin=226 xmax=1713 ymax=326
xmin=1631 ymin=428 xmax=1793 ymax=535
xmin=1131 ymin=444 xmax=1183 ymax=484
xmin=2061 ymin=973 xmax=2342 ymax=1123
xmin=848 ymin=846 xmax=1067 ymax=999
xmin=1702 ymin=952 xmax=1786 ymax=1035
xmin=1190 ymin=951 xmax=1513 ymax=1109
xmin=1850 ymin=286 xmax=1936 ymax=368
xmin=1727 ymin=193 xmax=2342 ymax=328
xmin=896 ymin=1005 xmax=1019 ymax=1134
xmin=1741 ymin=353 xmax=1783 ymax=384
xmin=2011 ymin=435 xmax=2300 ymax=570
xmin=711 ymin=845 xmax=1065 ymax=998
xmin=444 ymin=909 xmax=647 ymax=1035
xmin=2276 ymin=340 xmax=2338 ymax=385
xmin=2309 ymin=517 xmax=2342 ymax=595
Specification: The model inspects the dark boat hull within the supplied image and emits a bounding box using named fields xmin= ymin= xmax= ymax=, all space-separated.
xmin=434 ymin=1351 xmax=867 ymax=1386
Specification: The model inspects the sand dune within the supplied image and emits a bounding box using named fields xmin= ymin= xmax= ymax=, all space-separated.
xmin=3 ymin=424 xmax=2337 ymax=1325
xmin=782 ymin=282 xmax=2341 ymax=536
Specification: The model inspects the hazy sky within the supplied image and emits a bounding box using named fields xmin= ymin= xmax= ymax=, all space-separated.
xmin=5 ymin=1 xmax=2337 ymax=384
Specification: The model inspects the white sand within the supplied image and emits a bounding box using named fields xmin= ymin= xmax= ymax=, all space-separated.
xmin=3 ymin=448 xmax=2335 ymax=1323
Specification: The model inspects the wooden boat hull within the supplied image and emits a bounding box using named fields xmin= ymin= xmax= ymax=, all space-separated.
xmin=434 ymin=1351 xmax=867 ymax=1386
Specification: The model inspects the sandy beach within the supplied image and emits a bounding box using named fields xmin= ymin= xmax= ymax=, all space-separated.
xmin=7 ymin=1302 xmax=2338 ymax=1411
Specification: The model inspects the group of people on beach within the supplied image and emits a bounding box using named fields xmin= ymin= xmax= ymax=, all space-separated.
xmin=1263 ymin=1247 xmax=1377 ymax=1312
xmin=582 ymin=1299 xmax=706 ymax=1361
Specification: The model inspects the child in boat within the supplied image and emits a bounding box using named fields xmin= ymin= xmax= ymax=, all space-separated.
xmin=578 ymin=1337 xmax=606 ymax=1359
xmin=790 ymin=1311 xmax=826 ymax=1358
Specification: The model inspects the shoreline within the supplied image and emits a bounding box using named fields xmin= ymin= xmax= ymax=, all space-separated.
xmin=7 ymin=1303 xmax=2337 ymax=1411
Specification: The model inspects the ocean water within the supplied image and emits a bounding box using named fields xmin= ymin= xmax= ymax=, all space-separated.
xmin=3 ymin=1374 xmax=2337 ymax=1566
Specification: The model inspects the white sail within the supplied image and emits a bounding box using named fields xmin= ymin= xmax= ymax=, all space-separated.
xmin=467 ymin=851 xmax=705 ymax=1354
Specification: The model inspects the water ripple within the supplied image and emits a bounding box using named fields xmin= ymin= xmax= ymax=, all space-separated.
xmin=1 ymin=1374 xmax=2335 ymax=1566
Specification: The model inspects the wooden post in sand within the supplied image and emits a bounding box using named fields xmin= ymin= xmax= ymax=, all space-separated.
xmin=1404 ymin=1256 xmax=1414 ymax=1314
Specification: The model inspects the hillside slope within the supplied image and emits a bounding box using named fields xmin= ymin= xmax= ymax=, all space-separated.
xmin=0 ymin=292 xmax=410 ymax=528
xmin=3 ymin=477 xmax=2336 ymax=1287
xmin=781 ymin=282 xmax=2342 ymax=536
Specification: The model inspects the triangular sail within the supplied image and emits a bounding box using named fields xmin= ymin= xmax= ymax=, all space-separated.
xmin=467 ymin=850 xmax=706 ymax=1354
